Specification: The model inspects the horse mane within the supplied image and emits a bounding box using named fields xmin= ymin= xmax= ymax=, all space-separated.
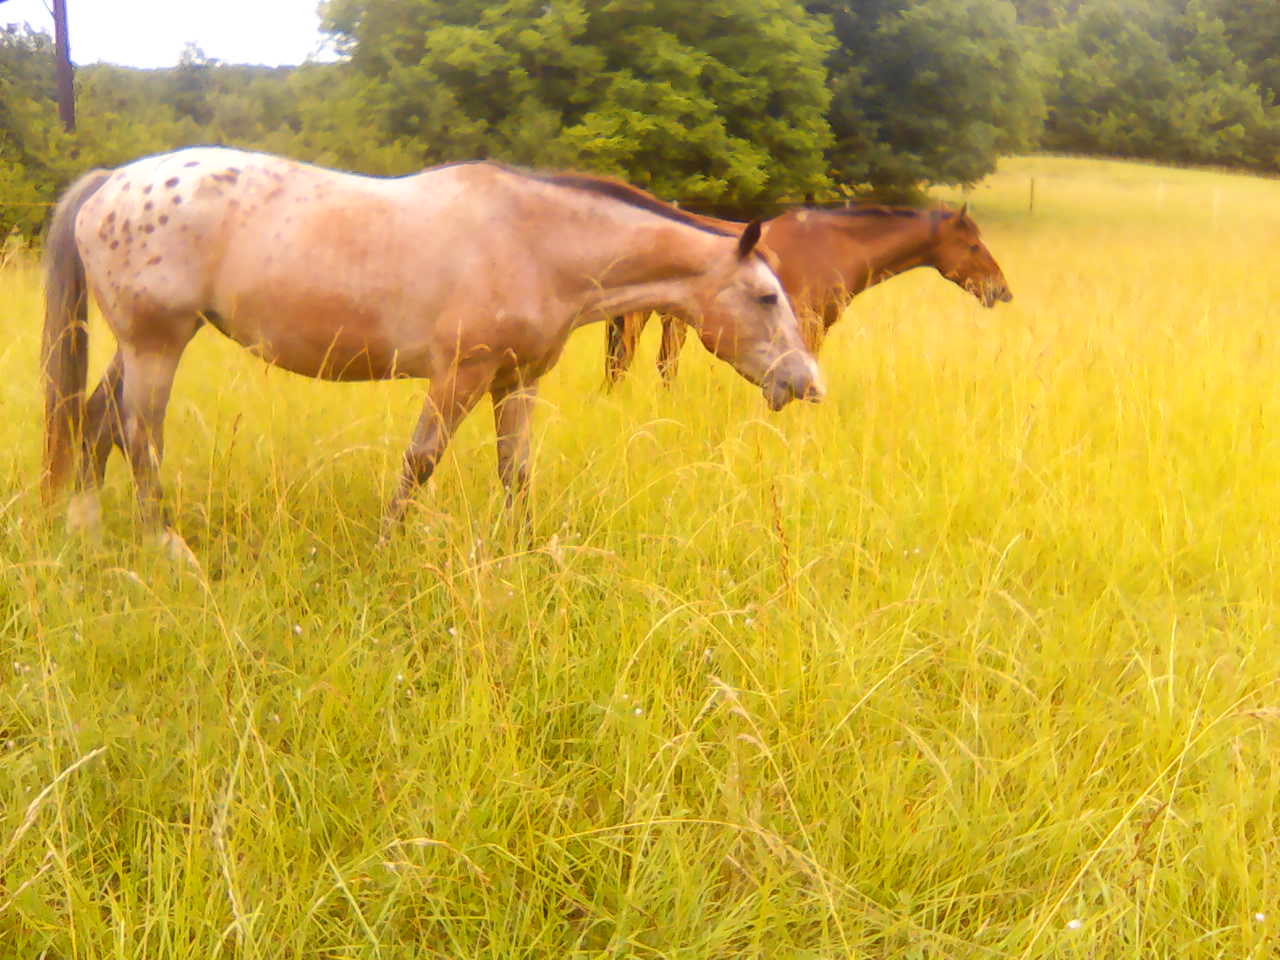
xmin=522 ymin=168 xmax=738 ymax=237
xmin=827 ymin=204 xmax=955 ymax=221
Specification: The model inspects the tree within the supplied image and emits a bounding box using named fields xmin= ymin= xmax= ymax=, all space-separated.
xmin=0 ymin=23 xmax=69 ymax=237
xmin=1040 ymin=0 xmax=1279 ymax=169
xmin=319 ymin=0 xmax=835 ymax=204
xmin=1214 ymin=0 xmax=1280 ymax=107
xmin=807 ymin=0 xmax=1045 ymax=197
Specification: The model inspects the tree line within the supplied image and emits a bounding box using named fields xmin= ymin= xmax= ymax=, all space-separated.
xmin=2 ymin=0 xmax=1277 ymax=239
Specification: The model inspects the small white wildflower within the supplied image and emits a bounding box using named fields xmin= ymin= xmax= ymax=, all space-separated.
xmin=744 ymin=617 xmax=755 ymax=627
xmin=633 ymin=707 xmax=643 ymax=717
xmin=396 ymin=673 xmax=405 ymax=683
xmin=292 ymin=624 xmax=302 ymax=636
xmin=1255 ymin=912 xmax=1266 ymax=923
xmin=268 ymin=713 xmax=280 ymax=724
xmin=447 ymin=627 xmax=458 ymax=637
xmin=1066 ymin=919 xmax=1083 ymax=931
xmin=308 ymin=546 xmax=318 ymax=557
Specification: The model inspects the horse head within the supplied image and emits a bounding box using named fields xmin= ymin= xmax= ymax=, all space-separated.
xmin=687 ymin=221 xmax=825 ymax=410
xmin=930 ymin=205 xmax=1013 ymax=308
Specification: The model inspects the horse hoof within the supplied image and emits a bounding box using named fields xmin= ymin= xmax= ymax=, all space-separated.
xmin=66 ymin=493 xmax=103 ymax=538
xmin=157 ymin=529 xmax=202 ymax=570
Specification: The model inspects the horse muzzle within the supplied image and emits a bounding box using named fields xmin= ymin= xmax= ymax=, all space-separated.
xmin=982 ymin=284 xmax=1014 ymax=308
xmin=763 ymin=352 xmax=826 ymax=410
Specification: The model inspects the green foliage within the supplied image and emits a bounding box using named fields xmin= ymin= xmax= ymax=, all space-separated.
xmin=810 ymin=0 xmax=1045 ymax=195
xmin=321 ymin=0 xmax=835 ymax=203
xmin=1033 ymin=0 xmax=1280 ymax=170
xmin=1214 ymin=0 xmax=1280 ymax=106
xmin=0 ymin=25 xmax=69 ymax=237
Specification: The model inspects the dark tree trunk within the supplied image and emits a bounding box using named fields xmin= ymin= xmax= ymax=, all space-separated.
xmin=52 ymin=0 xmax=75 ymax=132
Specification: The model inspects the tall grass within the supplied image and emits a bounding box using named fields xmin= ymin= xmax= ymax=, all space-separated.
xmin=2 ymin=155 xmax=1279 ymax=958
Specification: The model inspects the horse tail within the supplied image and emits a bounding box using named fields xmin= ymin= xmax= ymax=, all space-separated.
xmin=41 ymin=168 xmax=111 ymax=501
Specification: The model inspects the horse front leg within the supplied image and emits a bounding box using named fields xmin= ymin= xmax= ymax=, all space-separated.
xmin=116 ymin=328 xmax=199 ymax=563
xmin=381 ymin=362 xmax=495 ymax=539
xmin=657 ymin=316 xmax=688 ymax=385
xmin=491 ymin=376 xmax=539 ymax=529
xmin=604 ymin=312 xmax=644 ymax=387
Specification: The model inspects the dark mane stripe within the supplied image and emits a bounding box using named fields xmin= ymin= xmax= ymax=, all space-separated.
xmin=525 ymin=170 xmax=737 ymax=237
xmin=828 ymin=204 xmax=955 ymax=220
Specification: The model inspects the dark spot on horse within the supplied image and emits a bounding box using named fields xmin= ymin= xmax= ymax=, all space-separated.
xmin=105 ymin=211 xmax=116 ymax=224
xmin=109 ymin=240 xmax=119 ymax=250
xmin=165 ymin=177 xmax=180 ymax=188
xmin=143 ymin=184 xmax=153 ymax=195
xmin=158 ymin=214 xmax=169 ymax=225
xmin=143 ymin=224 xmax=155 ymax=234
xmin=147 ymin=255 xmax=163 ymax=266
xmin=121 ymin=182 xmax=131 ymax=191
xmin=172 ymin=195 xmax=182 ymax=205
xmin=184 ymin=160 xmax=199 ymax=167
xmin=122 ymin=219 xmax=132 ymax=236
xmin=144 ymin=201 xmax=153 ymax=212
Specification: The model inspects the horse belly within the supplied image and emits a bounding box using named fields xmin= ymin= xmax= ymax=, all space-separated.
xmin=212 ymin=281 xmax=429 ymax=381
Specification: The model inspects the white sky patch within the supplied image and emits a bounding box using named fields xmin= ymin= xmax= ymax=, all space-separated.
xmin=0 ymin=0 xmax=338 ymax=68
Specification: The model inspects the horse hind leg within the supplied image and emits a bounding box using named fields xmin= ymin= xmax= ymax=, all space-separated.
xmin=604 ymin=312 xmax=644 ymax=387
xmin=66 ymin=352 xmax=126 ymax=537
xmin=491 ymin=375 xmax=539 ymax=539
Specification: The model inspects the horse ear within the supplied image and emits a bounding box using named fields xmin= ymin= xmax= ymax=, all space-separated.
xmin=737 ymin=219 xmax=763 ymax=259
xmin=959 ymin=202 xmax=969 ymax=217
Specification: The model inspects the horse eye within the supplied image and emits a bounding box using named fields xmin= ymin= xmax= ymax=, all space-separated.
xmin=970 ymin=244 xmax=980 ymax=254
xmin=758 ymin=293 xmax=779 ymax=306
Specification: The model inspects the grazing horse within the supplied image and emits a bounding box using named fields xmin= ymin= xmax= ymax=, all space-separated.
xmin=605 ymin=203 xmax=1012 ymax=385
xmin=41 ymin=147 xmax=823 ymax=550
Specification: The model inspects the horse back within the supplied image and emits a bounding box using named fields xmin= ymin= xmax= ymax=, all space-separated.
xmin=72 ymin=148 xmax=537 ymax=379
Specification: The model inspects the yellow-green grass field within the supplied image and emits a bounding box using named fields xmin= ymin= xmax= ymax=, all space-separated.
xmin=2 ymin=155 xmax=1279 ymax=958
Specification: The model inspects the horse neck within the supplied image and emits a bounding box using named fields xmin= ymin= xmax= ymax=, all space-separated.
xmin=829 ymin=212 xmax=939 ymax=286
xmin=545 ymin=206 xmax=731 ymax=321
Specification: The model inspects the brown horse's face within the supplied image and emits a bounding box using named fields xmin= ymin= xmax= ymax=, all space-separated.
xmin=691 ymin=223 xmax=825 ymax=410
xmin=932 ymin=210 xmax=1013 ymax=307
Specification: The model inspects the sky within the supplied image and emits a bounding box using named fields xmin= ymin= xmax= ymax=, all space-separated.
xmin=0 ymin=0 xmax=337 ymax=68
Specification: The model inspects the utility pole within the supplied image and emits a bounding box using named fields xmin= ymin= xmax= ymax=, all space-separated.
xmin=52 ymin=0 xmax=76 ymax=131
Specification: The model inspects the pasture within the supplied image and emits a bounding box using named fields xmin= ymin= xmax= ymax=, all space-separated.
xmin=2 ymin=155 xmax=1279 ymax=958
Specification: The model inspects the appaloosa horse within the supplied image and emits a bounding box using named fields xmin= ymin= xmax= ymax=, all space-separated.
xmin=605 ymin=203 xmax=1012 ymax=385
xmin=42 ymin=147 xmax=823 ymax=552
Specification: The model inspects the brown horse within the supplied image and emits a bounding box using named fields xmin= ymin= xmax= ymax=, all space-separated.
xmin=41 ymin=147 xmax=823 ymax=552
xmin=605 ymin=203 xmax=1012 ymax=385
